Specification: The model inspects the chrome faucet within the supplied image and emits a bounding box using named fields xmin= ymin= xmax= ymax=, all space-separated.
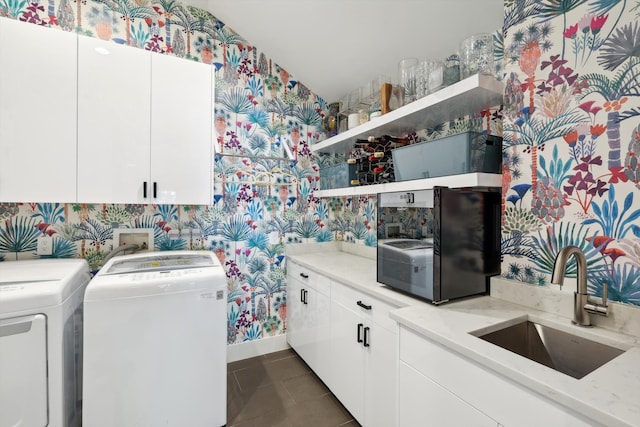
xmin=550 ymin=245 xmax=609 ymax=327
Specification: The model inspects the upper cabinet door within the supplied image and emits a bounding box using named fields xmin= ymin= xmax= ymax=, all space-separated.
xmin=0 ymin=18 xmax=77 ymax=203
xmin=77 ymin=35 xmax=151 ymax=204
xmin=150 ymin=53 xmax=212 ymax=205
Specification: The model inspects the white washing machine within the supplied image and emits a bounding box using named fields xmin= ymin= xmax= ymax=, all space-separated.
xmin=0 ymin=259 xmax=91 ymax=427
xmin=83 ymin=250 xmax=227 ymax=427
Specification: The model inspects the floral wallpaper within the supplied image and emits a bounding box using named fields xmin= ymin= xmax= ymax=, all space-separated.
xmin=5 ymin=0 xmax=639 ymax=356
xmin=0 ymin=0 xmax=344 ymax=344
xmin=501 ymin=0 xmax=640 ymax=306
xmin=0 ymin=0 xmax=502 ymax=347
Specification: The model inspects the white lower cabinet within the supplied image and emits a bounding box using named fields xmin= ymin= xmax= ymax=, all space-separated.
xmin=286 ymin=261 xmax=397 ymax=427
xmin=399 ymin=361 xmax=497 ymax=427
xmin=329 ymin=282 xmax=397 ymax=427
xmin=399 ymin=326 xmax=602 ymax=427
xmin=285 ymin=261 xmax=331 ymax=382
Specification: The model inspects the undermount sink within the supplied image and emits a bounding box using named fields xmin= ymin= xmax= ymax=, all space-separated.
xmin=472 ymin=320 xmax=626 ymax=379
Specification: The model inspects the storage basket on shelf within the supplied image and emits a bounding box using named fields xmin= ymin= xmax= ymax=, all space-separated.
xmin=391 ymin=132 xmax=502 ymax=182
xmin=319 ymin=163 xmax=358 ymax=190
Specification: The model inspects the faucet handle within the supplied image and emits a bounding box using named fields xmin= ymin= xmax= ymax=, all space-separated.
xmin=585 ymin=283 xmax=609 ymax=317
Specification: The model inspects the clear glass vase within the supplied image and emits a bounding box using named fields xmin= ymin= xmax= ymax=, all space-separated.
xmin=460 ymin=34 xmax=494 ymax=79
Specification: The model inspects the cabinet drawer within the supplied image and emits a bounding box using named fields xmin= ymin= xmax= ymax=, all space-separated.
xmin=332 ymin=281 xmax=398 ymax=332
xmin=399 ymin=326 xmax=598 ymax=427
xmin=287 ymin=261 xmax=331 ymax=297
xmin=399 ymin=361 xmax=497 ymax=427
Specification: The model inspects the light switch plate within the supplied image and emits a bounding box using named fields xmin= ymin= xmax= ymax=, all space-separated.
xmin=37 ymin=236 xmax=53 ymax=255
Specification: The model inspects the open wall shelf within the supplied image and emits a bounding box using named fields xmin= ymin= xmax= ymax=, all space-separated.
xmin=311 ymin=74 xmax=504 ymax=155
xmin=314 ymin=172 xmax=502 ymax=198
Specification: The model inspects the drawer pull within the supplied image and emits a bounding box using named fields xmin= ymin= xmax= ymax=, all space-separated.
xmin=357 ymin=323 xmax=364 ymax=343
xmin=364 ymin=326 xmax=371 ymax=347
xmin=357 ymin=300 xmax=372 ymax=310
xmin=300 ymin=273 xmax=309 ymax=279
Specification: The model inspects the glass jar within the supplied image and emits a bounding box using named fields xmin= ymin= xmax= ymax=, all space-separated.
xmin=460 ymin=34 xmax=494 ymax=79
xmin=398 ymin=57 xmax=419 ymax=105
xmin=428 ymin=60 xmax=444 ymax=93
xmin=443 ymin=54 xmax=461 ymax=86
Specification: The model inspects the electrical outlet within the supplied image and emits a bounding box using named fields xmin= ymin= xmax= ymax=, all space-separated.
xmin=112 ymin=229 xmax=154 ymax=252
xmin=37 ymin=236 xmax=53 ymax=255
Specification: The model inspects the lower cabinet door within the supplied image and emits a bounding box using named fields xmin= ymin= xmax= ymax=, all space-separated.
xmin=398 ymin=362 xmax=498 ymax=427
xmin=329 ymin=299 xmax=365 ymax=424
xmin=364 ymin=324 xmax=397 ymax=427
xmin=308 ymin=286 xmax=331 ymax=382
xmin=286 ymin=275 xmax=305 ymax=356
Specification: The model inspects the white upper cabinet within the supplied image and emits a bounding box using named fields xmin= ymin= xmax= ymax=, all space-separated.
xmin=0 ymin=18 xmax=77 ymax=203
xmin=77 ymin=35 xmax=212 ymax=205
xmin=77 ymin=35 xmax=152 ymax=204
xmin=150 ymin=53 xmax=212 ymax=205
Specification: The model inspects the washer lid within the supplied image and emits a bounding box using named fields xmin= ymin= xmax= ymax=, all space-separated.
xmin=98 ymin=250 xmax=220 ymax=275
xmin=0 ymin=259 xmax=91 ymax=313
xmin=86 ymin=251 xmax=224 ymax=301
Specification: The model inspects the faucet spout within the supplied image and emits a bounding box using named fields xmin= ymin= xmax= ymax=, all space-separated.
xmin=550 ymin=245 xmax=609 ymax=327
xmin=551 ymin=246 xmax=588 ymax=294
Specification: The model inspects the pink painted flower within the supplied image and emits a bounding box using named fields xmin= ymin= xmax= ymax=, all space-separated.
xmin=590 ymin=14 xmax=608 ymax=34
xmin=578 ymin=101 xmax=595 ymax=113
xmin=563 ymin=24 xmax=578 ymax=39
xmin=578 ymin=14 xmax=592 ymax=33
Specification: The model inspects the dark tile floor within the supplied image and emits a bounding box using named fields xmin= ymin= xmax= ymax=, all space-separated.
xmin=227 ymin=348 xmax=361 ymax=427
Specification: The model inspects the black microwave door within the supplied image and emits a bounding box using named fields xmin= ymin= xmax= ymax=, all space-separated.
xmin=434 ymin=187 xmax=500 ymax=301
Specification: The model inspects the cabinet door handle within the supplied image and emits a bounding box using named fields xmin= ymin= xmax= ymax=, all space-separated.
xmin=364 ymin=326 xmax=370 ymax=347
xmin=303 ymin=289 xmax=308 ymax=305
xmin=300 ymin=288 xmax=305 ymax=303
xmin=357 ymin=300 xmax=372 ymax=310
xmin=300 ymin=273 xmax=309 ymax=279
xmin=357 ymin=323 xmax=364 ymax=343
xmin=153 ymin=182 xmax=157 ymax=199
xmin=143 ymin=181 xmax=148 ymax=198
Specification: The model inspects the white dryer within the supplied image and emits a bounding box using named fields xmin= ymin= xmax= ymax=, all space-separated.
xmin=0 ymin=259 xmax=91 ymax=427
xmin=83 ymin=250 xmax=227 ymax=427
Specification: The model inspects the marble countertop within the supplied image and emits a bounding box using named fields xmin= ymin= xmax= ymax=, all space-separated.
xmin=286 ymin=244 xmax=640 ymax=427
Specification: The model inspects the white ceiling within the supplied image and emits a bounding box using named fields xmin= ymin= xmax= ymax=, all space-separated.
xmin=189 ymin=0 xmax=504 ymax=102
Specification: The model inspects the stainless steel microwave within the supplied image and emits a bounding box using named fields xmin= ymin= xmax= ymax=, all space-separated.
xmin=377 ymin=187 xmax=501 ymax=304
